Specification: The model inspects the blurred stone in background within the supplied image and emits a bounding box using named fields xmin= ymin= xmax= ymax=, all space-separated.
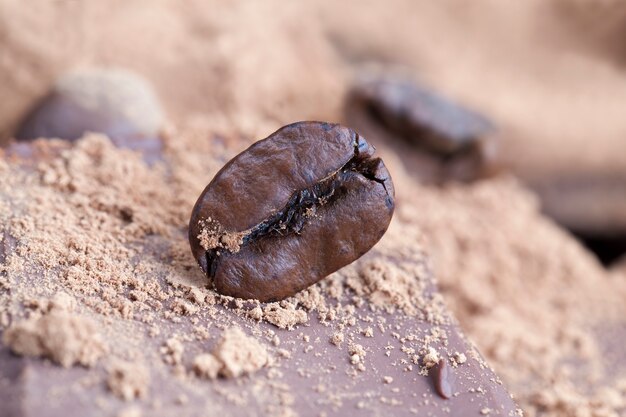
xmin=15 ymin=69 xmax=164 ymax=161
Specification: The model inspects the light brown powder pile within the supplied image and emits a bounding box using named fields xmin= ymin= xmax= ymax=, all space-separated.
xmin=262 ymin=303 xmax=309 ymax=330
xmin=192 ymin=353 xmax=222 ymax=380
xmin=107 ymin=360 xmax=150 ymax=400
xmin=212 ymin=327 xmax=269 ymax=378
xmin=3 ymin=293 xmax=106 ymax=368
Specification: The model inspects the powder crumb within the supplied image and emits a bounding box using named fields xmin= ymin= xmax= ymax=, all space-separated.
xmin=117 ymin=407 xmax=142 ymax=417
xmin=148 ymin=325 xmax=161 ymax=338
xmin=363 ymin=327 xmax=374 ymax=338
xmin=349 ymin=343 xmax=366 ymax=365
xmin=192 ymin=353 xmax=221 ymax=380
xmin=263 ymin=303 xmax=308 ymax=329
xmin=107 ymin=360 xmax=149 ymax=401
xmin=197 ymin=218 xmax=244 ymax=253
xmin=248 ymin=306 xmax=263 ymax=321
xmin=423 ymin=347 xmax=440 ymax=369
xmin=480 ymin=408 xmax=492 ymax=415
xmin=170 ymin=299 xmax=198 ymax=316
xmin=452 ymin=352 xmax=467 ymax=367
xmin=193 ymin=326 xmax=210 ymax=340
xmin=349 ymin=343 xmax=366 ymax=357
xmin=129 ymin=290 xmax=148 ymax=303
xmin=314 ymin=383 xmax=326 ymax=393
xmin=187 ymin=288 xmax=206 ymax=304
xmin=2 ymin=308 xmax=106 ymax=368
xmin=330 ymin=332 xmax=344 ymax=347
xmin=213 ymin=327 xmax=268 ymax=378
xmin=161 ymin=337 xmax=185 ymax=366
xmin=0 ymin=312 xmax=8 ymax=328
xmin=277 ymin=349 xmax=292 ymax=359
xmin=383 ymin=376 xmax=393 ymax=384
xmin=48 ymin=292 xmax=77 ymax=312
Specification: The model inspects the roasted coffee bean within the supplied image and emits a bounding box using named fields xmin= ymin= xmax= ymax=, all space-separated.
xmin=15 ymin=69 xmax=164 ymax=162
xmin=350 ymin=76 xmax=493 ymax=156
xmin=189 ymin=121 xmax=394 ymax=302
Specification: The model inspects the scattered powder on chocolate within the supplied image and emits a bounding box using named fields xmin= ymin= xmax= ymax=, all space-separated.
xmin=393 ymin=171 xmax=626 ymax=417
xmin=0 ymin=114 xmax=620 ymax=416
xmin=0 ymin=128 xmax=483 ymax=415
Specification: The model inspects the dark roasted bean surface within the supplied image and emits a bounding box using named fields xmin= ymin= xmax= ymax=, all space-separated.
xmin=189 ymin=121 xmax=395 ymax=301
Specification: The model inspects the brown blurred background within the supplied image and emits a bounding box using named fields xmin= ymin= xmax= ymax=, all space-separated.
xmin=2 ymin=0 xmax=626 ymax=262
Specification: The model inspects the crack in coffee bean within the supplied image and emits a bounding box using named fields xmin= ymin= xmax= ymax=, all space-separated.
xmin=189 ymin=121 xmax=395 ymax=302
xmin=203 ymin=147 xmax=390 ymax=277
